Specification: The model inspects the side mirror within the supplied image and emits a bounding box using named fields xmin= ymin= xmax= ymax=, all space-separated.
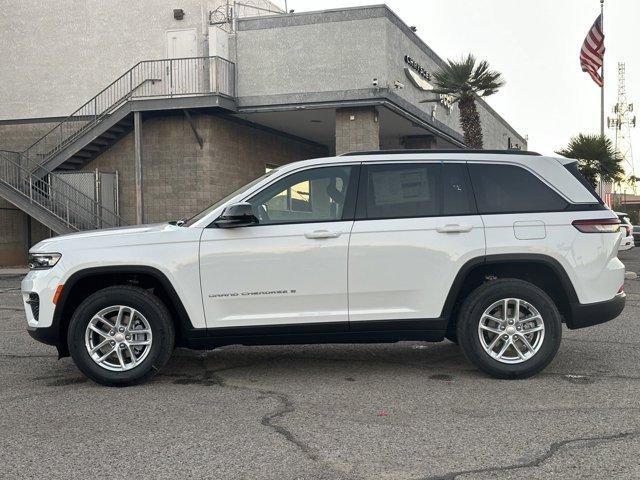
xmin=213 ymin=202 xmax=258 ymax=228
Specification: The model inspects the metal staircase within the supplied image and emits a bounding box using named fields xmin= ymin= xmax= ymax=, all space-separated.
xmin=0 ymin=150 xmax=124 ymax=234
xmin=0 ymin=56 xmax=235 ymax=235
xmin=22 ymin=56 xmax=235 ymax=173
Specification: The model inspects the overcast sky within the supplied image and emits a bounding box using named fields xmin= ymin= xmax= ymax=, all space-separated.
xmin=284 ymin=0 xmax=639 ymax=171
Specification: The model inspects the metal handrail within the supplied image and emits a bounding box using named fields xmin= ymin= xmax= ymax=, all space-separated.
xmin=22 ymin=56 xmax=236 ymax=170
xmin=2 ymin=56 xmax=235 ymax=232
xmin=0 ymin=150 xmax=125 ymax=231
xmin=1 ymin=149 xmax=121 ymax=223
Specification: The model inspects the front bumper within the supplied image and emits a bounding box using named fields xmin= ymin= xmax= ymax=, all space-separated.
xmin=567 ymin=293 xmax=626 ymax=329
xmin=27 ymin=324 xmax=60 ymax=346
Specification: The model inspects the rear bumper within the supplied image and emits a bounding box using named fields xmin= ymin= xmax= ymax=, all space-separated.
xmin=567 ymin=293 xmax=626 ymax=329
xmin=619 ymin=236 xmax=634 ymax=251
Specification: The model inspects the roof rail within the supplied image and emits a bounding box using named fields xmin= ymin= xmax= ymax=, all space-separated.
xmin=340 ymin=149 xmax=541 ymax=156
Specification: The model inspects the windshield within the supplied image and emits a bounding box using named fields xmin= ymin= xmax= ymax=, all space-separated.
xmin=184 ymin=169 xmax=278 ymax=226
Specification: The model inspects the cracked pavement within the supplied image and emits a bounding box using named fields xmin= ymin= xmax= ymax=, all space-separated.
xmin=1 ymin=248 xmax=640 ymax=479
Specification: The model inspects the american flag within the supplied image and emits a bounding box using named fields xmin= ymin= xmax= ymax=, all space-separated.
xmin=580 ymin=14 xmax=605 ymax=87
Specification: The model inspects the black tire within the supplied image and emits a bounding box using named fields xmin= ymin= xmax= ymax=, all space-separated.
xmin=456 ymin=279 xmax=562 ymax=379
xmin=67 ymin=286 xmax=175 ymax=387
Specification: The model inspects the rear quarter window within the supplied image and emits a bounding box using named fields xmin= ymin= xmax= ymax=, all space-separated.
xmin=468 ymin=163 xmax=568 ymax=214
xmin=563 ymin=161 xmax=603 ymax=204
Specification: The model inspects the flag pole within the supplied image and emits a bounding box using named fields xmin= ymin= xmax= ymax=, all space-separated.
xmin=600 ymin=0 xmax=605 ymax=138
xmin=599 ymin=0 xmax=605 ymax=198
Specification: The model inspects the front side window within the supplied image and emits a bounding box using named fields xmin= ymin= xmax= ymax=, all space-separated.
xmin=248 ymin=166 xmax=354 ymax=225
xmin=468 ymin=163 xmax=568 ymax=214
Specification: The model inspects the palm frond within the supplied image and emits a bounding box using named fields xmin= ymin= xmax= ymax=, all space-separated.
xmin=556 ymin=134 xmax=624 ymax=185
xmin=430 ymin=54 xmax=504 ymax=102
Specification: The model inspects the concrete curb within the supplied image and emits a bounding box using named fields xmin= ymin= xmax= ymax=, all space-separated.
xmin=0 ymin=268 xmax=28 ymax=276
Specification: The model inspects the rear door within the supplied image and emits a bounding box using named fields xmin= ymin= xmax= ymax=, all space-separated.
xmin=347 ymin=161 xmax=485 ymax=326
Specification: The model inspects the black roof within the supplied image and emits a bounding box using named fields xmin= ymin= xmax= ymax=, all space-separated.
xmin=340 ymin=149 xmax=541 ymax=157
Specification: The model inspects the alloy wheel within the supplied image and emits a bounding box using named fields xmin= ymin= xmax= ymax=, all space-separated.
xmin=477 ymin=298 xmax=545 ymax=364
xmin=84 ymin=305 xmax=153 ymax=371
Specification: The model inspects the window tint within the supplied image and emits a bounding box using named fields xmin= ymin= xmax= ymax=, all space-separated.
xmin=564 ymin=161 xmax=603 ymax=204
xmin=443 ymin=163 xmax=476 ymax=215
xmin=469 ymin=164 xmax=568 ymax=214
xmin=249 ymin=166 xmax=353 ymax=224
xmin=364 ymin=163 xmax=441 ymax=219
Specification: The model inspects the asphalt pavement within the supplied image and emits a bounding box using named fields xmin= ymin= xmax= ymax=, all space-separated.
xmin=1 ymin=249 xmax=640 ymax=479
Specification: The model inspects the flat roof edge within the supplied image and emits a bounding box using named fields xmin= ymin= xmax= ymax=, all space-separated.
xmin=237 ymin=4 xmax=526 ymax=145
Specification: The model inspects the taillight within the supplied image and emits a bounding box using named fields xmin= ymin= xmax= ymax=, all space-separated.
xmin=572 ymin=218 xmax=621 ymax=233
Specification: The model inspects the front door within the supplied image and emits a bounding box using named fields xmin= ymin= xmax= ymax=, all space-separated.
xmin=166 ymin=28 xmax=198 ymax=95
xmin=348 ymin=161 xmax=485 ymax=325
xmin=199 ymin=164 xmax=358 ymax=329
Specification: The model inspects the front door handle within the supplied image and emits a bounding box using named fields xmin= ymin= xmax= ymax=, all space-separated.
xmin=305 ymin=230 xmax=341 ymax=239
xmin=436 ymin=224 xmax=472 ymax=233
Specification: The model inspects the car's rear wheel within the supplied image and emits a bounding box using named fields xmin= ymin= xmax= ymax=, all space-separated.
xmin=456 ymin=279 xmax=562 ymax=379
xmin=68 ymin=286 xmax=174 ymax=386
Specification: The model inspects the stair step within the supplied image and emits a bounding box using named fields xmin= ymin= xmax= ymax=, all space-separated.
xmin=83 ymin=145 xmax=102 ymax=152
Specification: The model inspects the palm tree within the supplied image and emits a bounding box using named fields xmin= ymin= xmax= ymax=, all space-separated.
xmin=556 ymin=134 xmax=624 ymax=187
xmin=421 ymin=54 xmax=504 ymax=149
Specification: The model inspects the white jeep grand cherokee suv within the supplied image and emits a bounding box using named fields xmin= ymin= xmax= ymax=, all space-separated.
xmin=22 ymin=150 xmax=626 ymax=386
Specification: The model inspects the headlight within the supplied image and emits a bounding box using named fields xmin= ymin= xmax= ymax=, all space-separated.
xmin=28 ymin=253 xmax=61 ymax=270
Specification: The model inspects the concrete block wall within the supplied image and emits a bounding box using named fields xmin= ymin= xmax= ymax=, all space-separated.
xmin=0 ymin=121 xmax=62 ymax=152
xmin=83 ymin=112 xmax=326 ymax=225
xmin=0 ymin=121 xmax=59 ymax=265
xmin=335 ymin=107 xmax=380 ymax=155
xmin=0 ymin=202 xmax=24 ymax=266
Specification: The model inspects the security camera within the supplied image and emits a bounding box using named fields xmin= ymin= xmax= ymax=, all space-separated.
xmin=394 ymin=80 xmax=405 ymax=89
xmin=372 ymin=78 xmax=379 ymax=87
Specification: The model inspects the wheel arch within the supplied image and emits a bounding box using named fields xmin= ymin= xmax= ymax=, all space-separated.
xmin=53 ymin=265 xmax=197 ymax=357
xmin=442 ymin=254 xmax=579 ymax=331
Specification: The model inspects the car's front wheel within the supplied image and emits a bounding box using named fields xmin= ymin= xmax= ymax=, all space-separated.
xmin=456 ymin=279 xmax=562 ymax=379
xmin=67 ymin=286 xmax=175 ymax=386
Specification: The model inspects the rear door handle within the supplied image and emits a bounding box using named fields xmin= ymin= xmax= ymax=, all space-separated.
xmin=305 ymin=230 xmax=341 ymax=239
xmin=436 ymin=224 xmax=472 ymax=233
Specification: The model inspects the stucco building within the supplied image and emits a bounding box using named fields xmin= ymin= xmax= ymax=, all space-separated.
xmin=0 ymin=1 xmax=526 ymax=266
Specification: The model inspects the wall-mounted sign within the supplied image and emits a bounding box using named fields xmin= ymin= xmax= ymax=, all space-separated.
xmin=404 ymin=55 xmax=431 ymax=81
xmin=404 ymin=55 xmax=454 ymax=114
xmin=404 ymin=68 xmax=431 ymax=91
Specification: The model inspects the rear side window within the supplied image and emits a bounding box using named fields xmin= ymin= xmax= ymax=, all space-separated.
xmin=359 ymin=163 xmax=477 ymax=219
xmin=468 ymin=164 xmax=568 ymax=214
xmin=364 ymin=163 xmax=441 ymax=219
xmin=443 ymin=163 xmax=476 ymax=215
